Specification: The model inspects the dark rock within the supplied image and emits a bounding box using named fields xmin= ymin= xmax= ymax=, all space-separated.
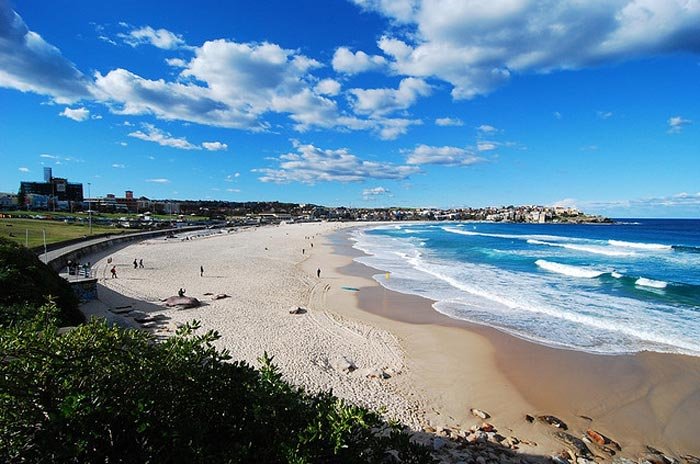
xmin=525 ymin=414 xmax=535 ymax=423
xmin=553 ymin=432 xmax=592 ymax=457
xmin=212 ymin=293 xmax=229 ymax=300
xmin=683 ymin=455 xmax=700 ymax=464
xmin=538 ymin=415 xmax=568 ymax=430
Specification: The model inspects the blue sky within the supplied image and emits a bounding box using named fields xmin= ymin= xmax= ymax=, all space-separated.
xmin=1 ymin=0 xmax=699 ymax=217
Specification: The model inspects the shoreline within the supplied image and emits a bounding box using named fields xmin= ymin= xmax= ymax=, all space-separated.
xmin=82 ymin=221 xmax=700 ymax=461
xmin=318 ymin=226 xmax=700 ymax=458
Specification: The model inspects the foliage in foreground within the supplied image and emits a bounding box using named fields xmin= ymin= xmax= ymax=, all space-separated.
xmin=0 ymin=237 xmax=81 ymax=326
xmin=0 ymin=305 xmax=434 ymax=463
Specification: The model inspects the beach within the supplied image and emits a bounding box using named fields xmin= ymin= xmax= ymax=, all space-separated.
xmin=85 ymin=222 xmax=700 ymax=461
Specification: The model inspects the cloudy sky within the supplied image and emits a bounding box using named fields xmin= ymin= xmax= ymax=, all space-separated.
xmin=1 ymin=0 xmax=699 ymax=217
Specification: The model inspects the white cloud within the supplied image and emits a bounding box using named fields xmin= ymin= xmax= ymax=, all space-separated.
xmin=165 ymin=57 xmax=187 ymax=68
xmin=202 ymin=141 xmax=228 ymax=151
xmin=18 ymin=167 xmax=29 ymax=172
xmin=406 ymin=144 xmax=485 ymax=166
xmin=553 ymin=111 xmax=563 ymax=120
xmin=315 ymin=78 xmax=341 ymax=96
xmin=119 ymin=25 xmax=186 ymax=50
xmin=668 ymin=116 xmax=691 ymax=134
xmin=128 ymin=123 xmax=200 ymax=150
xmin=145 ymin=178 xmax=170 ymax=184
xmin=477 ymin=124 xmax=498 ymax=134
xmin=363 ymin=186 xmax=391 ymax=200
xmin=119 ymin=142 xmax=128 ymax=146
xmin=332 ymin=47 xmax=387 ymax=74
xmin=59 ymin=106 xmax=90 ymax=121
xmin=351 ymin=0 xmax=700 ymax=99
xmin=112 ymin=163 xmax=125 ymax=168
xmin=349 ymin=77 xmax=431 ymax=116
xmin=226 ymin=188 xmax=241 ymax=193
xmin=256 ymin=142 xmax=419 ymax=184
xmin=477 ymin=141 xmax=498 ymax=152
xmin=597 ymin=111 xmax=613 ymax=120
xmin=0 ymin=3 xmax=90 ymax=103
xmin=435 ymin=117 xmax=463 ymax=127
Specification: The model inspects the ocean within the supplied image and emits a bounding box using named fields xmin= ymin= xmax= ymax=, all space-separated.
xmin=350 ymin=219 xmax=700 ymax=356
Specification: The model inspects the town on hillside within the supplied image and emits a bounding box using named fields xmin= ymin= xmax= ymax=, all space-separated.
xmin=1 ymin=169 xmax=611 ymax=227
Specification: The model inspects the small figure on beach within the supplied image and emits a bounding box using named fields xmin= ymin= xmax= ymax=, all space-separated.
xmin=302 ymin=248 xmax=305 ymax=255
xmin=133 ymin=259 xmax=138 ymax=269
xmin=178 ymin=288 xmax=186 ymax=297
xmin=200 ymin=265 xmax=204 ymax=277
xmin=317 ymin=268 xmax=321 ymax=278
xmin=107 ymin=257 xmax=112 ymax=264
xmin=110 ymin=266 xmax=117 ymax=278
xmin=139 ymin=259 xmax=144 ymax=268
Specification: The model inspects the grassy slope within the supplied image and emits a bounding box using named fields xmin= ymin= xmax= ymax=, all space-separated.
xmin=0 ymin=218 xmax=127 ymax=248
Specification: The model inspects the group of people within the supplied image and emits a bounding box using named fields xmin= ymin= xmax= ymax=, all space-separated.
xmin=67 ymin=260 xmax=91 ymax=278
xmin=133 ymin=259 xmax=144 ymax=269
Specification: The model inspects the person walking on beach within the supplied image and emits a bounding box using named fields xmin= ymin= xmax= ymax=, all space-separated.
xmin=110 ymin=266 xmax=117 ymax=278
xmin=133 ymin=259 xmax=138 ymax=269
xmin=317 ymin=268 xmax=321 ymax=278
xmin=139 ymin=259 xmax=144 ymax=268
xmin=200 ymin=265 xmax=204 ymax=277
xmin=178 ymin=288 xmax=186 ymax=297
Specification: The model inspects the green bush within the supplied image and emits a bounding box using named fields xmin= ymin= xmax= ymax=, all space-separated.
xmin=0 ymin=237 xmax=81 ymax=326
xmin=0 ymin=307 xmax=434 ymax=463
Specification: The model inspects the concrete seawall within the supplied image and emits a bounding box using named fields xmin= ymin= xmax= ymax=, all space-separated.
xmin=39 ymin=226 xmax=205 ymax=272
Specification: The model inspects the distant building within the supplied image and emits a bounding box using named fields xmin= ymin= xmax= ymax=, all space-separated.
xmin=0 ymin=192 xmax=18 ymax=208
xmin=19 ymin=170 xmax=83 ymax=210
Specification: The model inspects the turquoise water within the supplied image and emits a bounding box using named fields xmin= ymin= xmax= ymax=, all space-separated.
xmin=351 ymin=219 xmax=700 ymax=356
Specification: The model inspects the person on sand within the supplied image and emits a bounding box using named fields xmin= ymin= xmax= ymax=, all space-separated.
xmin=317 ymin=268 xmax=321 ymax=278
xmin=178 ymin=288 xmax=186 ymax=297
xmin=139 ymin=259 xmax=144 ymax=268
xmin=133 ymin=259 xmax=138 ymax=269
xmin=200 ymin=265 xmax=204 ymax=277
xmin=110 ymin=266 xmax=117 ymax=278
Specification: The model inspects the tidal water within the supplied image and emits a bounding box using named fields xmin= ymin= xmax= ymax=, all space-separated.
xmin=351 ymin=219 xmax=700 ymax=356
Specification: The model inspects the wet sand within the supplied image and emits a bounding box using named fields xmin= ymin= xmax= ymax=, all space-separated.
xmin=319 ymin=228 xmax=700 ymax=458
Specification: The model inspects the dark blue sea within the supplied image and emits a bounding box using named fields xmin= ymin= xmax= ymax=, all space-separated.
xmin=351 ymin=219 xmax=700 ymax=356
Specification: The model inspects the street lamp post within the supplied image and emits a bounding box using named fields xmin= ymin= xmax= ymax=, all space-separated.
xmin=88 ymin=182 xmax=92 ymax=235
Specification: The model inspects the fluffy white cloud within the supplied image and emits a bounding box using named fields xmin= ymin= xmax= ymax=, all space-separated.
xmin=349 ymin=77 xmax=431 ymax=116
xmin=597 ymin=111 xmax=613 ymax=120
xmin=111 ymin=163 xmax=125 ymax=168
xmin=406 ymin=144 xmax=485 ymax=166
xmin=145 ymin=178 xmax=170 ymax=184
xmin=0 ymin=2 xmax=90 ymax=103
xmin=668 ymin=116 xmax=691 ymax=134
xmin=350 ymin=0 xmax=700 ymax=99
xmin=119 ymin=25 xmax=186 ymax=49
xmin=59 ymin=106 xmax=90 ymax=121
xmin=315 ymin=78 xmax=341 ymax=96
xmin=332 ymin=47 xmax=387 ymax=74
xmin=477 ymin=141 xmax=498 ymax=152
xmin=256 ymin=142 xmax=419 ymax=183
xmin=435 ymin=117 xmax=463 ymax=126
xmin=18 ymin=167 xmax=29 ymax=172
xmin=477 ymin=124 xmax=498 ymax=134
xmin=363 ymin=186 xmax=391 ymax=199
xmin=128 ymin=123 xmax=200 ymax=150
xmin=202 ymin=141 xmax=228 ymax=151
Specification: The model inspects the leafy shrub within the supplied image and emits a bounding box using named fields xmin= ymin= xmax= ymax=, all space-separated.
xmin=0 ymin=307 xmax=433 ymax=463
xmin=0 ymin=237 xmax=81 ymax=326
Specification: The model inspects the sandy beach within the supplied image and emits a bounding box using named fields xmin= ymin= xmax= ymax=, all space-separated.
xmin=84 ymin=222 xmax=700 ymax=461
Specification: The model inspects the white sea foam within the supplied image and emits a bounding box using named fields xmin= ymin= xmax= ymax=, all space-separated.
xmin=535 ymin=259 xmax=606 ymax=278
xmin=609 ymin=239 xmax=672 ymax=251
xmin=527 ymin=239 xmax=635 ymax=257
xmin=611 ymin=271 xmax=624 ymax=279
xmin=442 ymin=226 xmax=578 ymax=243
xmin=635 ymin=277 xmax=668 ymax=289
xmin=351 ymin=227 xmax=700 ymax=356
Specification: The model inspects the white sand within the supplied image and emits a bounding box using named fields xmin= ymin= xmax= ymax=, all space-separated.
xmin=89 ymin=222 xmax=423 ymax=428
